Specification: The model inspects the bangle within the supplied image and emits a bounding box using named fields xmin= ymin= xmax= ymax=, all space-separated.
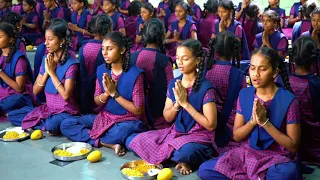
xmin=82 ymin=29 xmax=85 ymax=35
xmin=55 ymin=82 xmax=62 ymax=90
xmin=165 ymin=39 xmax=168 ymax=44
xmin=261 ymin=118 xmax=269 ymax=127
xmin=37 ymin=81 xmax=45 ymax=87
xmin=171 ymin=104 xmax=180 ymax=111
xmin=191 ymin=111 xmax=196 ymax=118
xmin=99 ymin=93 xmax=106 ymax=103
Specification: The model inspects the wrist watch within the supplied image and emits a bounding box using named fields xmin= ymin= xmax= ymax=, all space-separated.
xmin=113 ymin=92 xmax=120 ymax=99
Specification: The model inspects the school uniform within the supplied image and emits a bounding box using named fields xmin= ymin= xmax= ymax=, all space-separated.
xmin=290 ymin=74 xmax=320 ymax=165
xmin=166 ymin=19 xmax=197 ymax=61
xmin=243 ymin=20 xmax=263 ymax=52
xmin=71 ymin=9 xmax=92 ymax=50
xmin=157 ymin=1 xmax=170 ymax=30
xmin=93 ymin=0 xmax=104 ymax=15
xmin=264 ymin=7 xmax=286 ymax=27
xmin=22 ymin=11 xmax=42 ymax=45
xmin=0 ymin=51 xmax=34 ymax=115
xmin=301 ymin=31 xmax=320 ymax=73
xmin=120 ymin=0 xmax=130 ymax=16
xmin=110 ymin=12 xmax=125 ymax=32
xmin=212 ymin=20 xmax=250 ymax=60
xmin=60 ymin=65 xmax=148 ymax=148
xmin=288 ymin=2 xmax=303 ymax=28
xmin=0 ymin=8 xmax=11 ymax=18
xmin=198 ymin=86 xmax=302 ymax=180
xmin=8 ymin=56 xmax=80 ymax=134
xmin=126 ymin=76 xmax=217 ymax=169
xmin=131 ymin=19 xmax=145 ymax=52
xmin=189 ymin=2 xmax=201 ymax=23
xmin=253 ymin=30 xmax=288 ymax=56
xmin=292 ymin=19 xmax=312 ymax=43
xmin=198 ymin=14 xmax=218 ymax=48
xmin=205 ymin=60 xmax=247 ymax=151
xmin=236 ymin=2 xmax=246 ymax=24
xmin=131 ymin=48 xmax=174 ymax=129
xmin=78 ymin=39 xmax=104 ymax=114
xmin=11 ymin=3 xmax=24 ymax=14
xmin=125 ymin=15 xmax=139 ymax=43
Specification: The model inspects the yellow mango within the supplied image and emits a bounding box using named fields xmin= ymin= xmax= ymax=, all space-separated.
xmin=30 ymin=130 xmax=43 ymax=140
xmin=157 ymin=168 xmax=173 ymax=180
xmin=87 ymin=150 xmax=102 ymax=163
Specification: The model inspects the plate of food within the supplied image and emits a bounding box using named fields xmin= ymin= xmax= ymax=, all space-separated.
xmin=0 ymin=127 xmax=31 ymax=142
xmin=51 ymin=142 xmax=92 ymax=161
xmin=120 ymin=160 xmax=163 ymax=180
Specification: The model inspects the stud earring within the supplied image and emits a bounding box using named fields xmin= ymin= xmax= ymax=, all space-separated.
xmin=60 ymin=44 xmax=63 ymax=48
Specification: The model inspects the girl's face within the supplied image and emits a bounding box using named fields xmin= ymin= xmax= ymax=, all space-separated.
xmin=140 ymin=7 xmax=153 ymax=21
xmin=311 ymin=14 xmax=320 ymax=32
xmin=22 ymin=1 xmax=33 ymax=13
xmin=102 ymin=0 xmax=115 ymax=14
xmin=43 ymin=0 xmax=55 ymax=9
xmin=71 ymin=0 xmax=83 ymax=11
xmin=0 ymin=0 xmax=9 ymax=9
xmin=249 ymin=53 xmax=277 ymax=88
xmin=0 ymin=30 xmax=12 ymax=49
xmin=175 ymin=5 xmax=187 ymax=20
xmin=218 ymin=6 xmax=231 ymax=21
xmin=176 ymin=46 xmax=198 ymax=74
xmin=268 ymin=0 xmax=279 ymax=6
xmin=45 ymin=29 xmax=64 ymax=53
xmin=187 ymin=0 xmax=194 ymax=4
xmin=261 ymin=15 xmax=277 ymax=31
xmin=102 ymin=39 xmax=125 ymax=64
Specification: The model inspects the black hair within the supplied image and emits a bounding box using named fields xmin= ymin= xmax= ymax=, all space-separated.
xmin=140 ymin=18 xmax=166 ymax=54
xmin=300 ymin=2 xmax=317 ymax=20
xmin=262 ymin=10 xmax=282 ymax=33
xmin=2 ymin=12 xmax=22 ymax=31
xmin=23 ymin=0 xmax=37 ymax=8
xmin=291 ymin=36 xmax=320 ymax=75
xmin=88 ymin=14 xmax=113 ymax=36
xmin=46 ymin=18 xmax=71 ymax=65
xmin=309 ymin=7 xmax=320 ymax=41
xmin=103 ymin=0 xmax=120 ymax=8
xmin=244 ymin=2 xmax=259 ymax=35
xmin=128 ymin=0 xmax=142 ymax=16
xmin=176 ymin=1 xmax=193 ymax=16
xmin=202 ymin=0 xmax=218 ymax=18
xmin=218 ymin=0 xmax=236 ymax=24
xmin=141 ymin=2 xmax=156 ymax=18
xmin=206 ymin=31 xmax=240 ymax=70
xmin=179 ymin=39 xmax=206 ymax=92
xmin=0 ymin=22 xmax=18 ymax=64
xmin=73 ymin=0 xmax=89 ymax=8
xmin=266 ymin=0 xmax=280 ymax=10
xmin=169 ymin=0 xmax=182 ymax=13
xmin=251 ymin=47 xmax=292 ymax=92
xmin=103 ymin=31 xmax=132 ymax=72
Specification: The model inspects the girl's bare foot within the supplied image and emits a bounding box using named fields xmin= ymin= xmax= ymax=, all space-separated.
xmin=112 ymin=144 xmax=126 ymax=156
xmin=175 ymin=163 xmax=192 ymax=175
xmin=47 ymin=131 xmax=58 ymax=136
xmin=100 ymin=142 xmax=126 ymax=156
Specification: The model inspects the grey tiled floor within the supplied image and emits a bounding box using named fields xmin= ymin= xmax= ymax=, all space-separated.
xmin=0 ymin=122 xmax=200 ymax=180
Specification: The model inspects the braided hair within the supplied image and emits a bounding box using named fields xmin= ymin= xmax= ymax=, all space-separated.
xmin=0 ymin=22 xmax=18 ymax=64
xmin=103 ymin=31 xmax=132 ymax=72
xmin=206 ymin=31 xmax=240 ymax=70
xmin=245 ymin=3 xmax=260 ymax=35
xmin=46 ymin=18 xmax=71 ymax=65
xmin=2 ymin=12 xmax=23 ymax=32
xmin=179 ymin=39 xmax=206 ymax=92
xmin=202 ymin=0 xmax=218 ymax=18
xmin=251 ymin=47 xmax=292 ymax=92
xmin=292 ymin=36 xmax=320 ymax=75
xmin=309 ymin=7 xmax=320 ymax=43
xmin=140 ymin=18 xmax=166 ymax=54
xmin=262 ymin=10 xmax=282 ymax=33
xmin=218 ymin=0 xmax=236 ymax=24
xmin=88 ymin=14 xmax=113 ymax=36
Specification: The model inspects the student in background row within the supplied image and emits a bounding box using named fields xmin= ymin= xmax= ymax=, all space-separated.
xmin=264 ymin=0 xmax=285 ymax=28
xmin=302 ymin=7 xmax=320 ymax=48
xmin=157 ymin=0 xmax=170 ymax=30
xmin=187 ymin=0 xmax=201 ymax=23
xmin=288 ymin=0 xmax=308 ymax=28
xmin=288 ymin=36 xmax=320 ymax=165
xmin=12 ymin=0 xmax=24 ymax=14
xmin=292 ymin=2 xmax=316 ymax=43
xmin=125 ymin=0 xmax=142 ymax=45
xmin=102 ymin=0 xmax=126 ymax=36
xmin=235 ymin=0 xmax=251 ymax=24
xmin=254 ymin=10 xmax=288 ymax=57
xmin=0 ymin=0 xmax=12 ymax=19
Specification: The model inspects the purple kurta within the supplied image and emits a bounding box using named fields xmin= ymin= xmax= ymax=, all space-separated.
xmin=205 ymin=64 xmax=247 ymax=153
xmin=198 ymin=14 xmax=218 ymax=48
xmin=214 ymin=95 xmax=300 ymax=179
xmin=128 ymin=87 xmax=217 ymax=164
